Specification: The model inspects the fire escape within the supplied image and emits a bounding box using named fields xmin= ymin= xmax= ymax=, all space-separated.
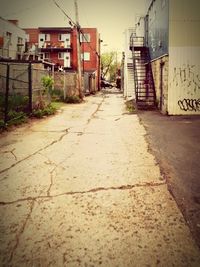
xmin=130 ymin=34 xmax=156 ymax=109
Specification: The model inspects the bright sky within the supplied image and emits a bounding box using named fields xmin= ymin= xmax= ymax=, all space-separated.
xmin=0 ymin=0 xmax=151 ymax=53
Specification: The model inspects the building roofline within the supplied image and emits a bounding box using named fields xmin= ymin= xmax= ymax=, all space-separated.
xmin=38 ymin=27 xmax=73 ymax=32
xmin=0 ymin=16 xmax=25 ymax=32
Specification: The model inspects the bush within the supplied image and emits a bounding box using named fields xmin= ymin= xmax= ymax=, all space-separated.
xmin=32 ymin=104 xmax=57 ymax=118
xmin=41 ymin=75 xmax=54 ymax=95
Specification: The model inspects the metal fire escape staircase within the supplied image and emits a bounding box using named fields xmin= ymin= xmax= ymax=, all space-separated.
xmin=130 ymin=35 xmax=156 ymax=109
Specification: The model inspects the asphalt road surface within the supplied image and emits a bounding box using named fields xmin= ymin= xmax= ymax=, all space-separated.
xmin=138 ymin=110 xmax=200 ymax=248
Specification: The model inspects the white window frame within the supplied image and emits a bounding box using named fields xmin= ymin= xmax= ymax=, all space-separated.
xmin=26 ymin=34 xmax=29 ymax=42
xmin=44 ymin=34 xmax=50 ymax=41
xmin=81 ymin=52 xmax=90 ymax=61
xmin=80 ymin=33 xmax=91 ymax=43
xmin=6 ymin=32 xmax=12 ymax=45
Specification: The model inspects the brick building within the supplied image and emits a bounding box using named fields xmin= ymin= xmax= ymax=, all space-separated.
xmin=24 ymin=27 xmax=99 ymax=71
xmin=24 ymin=26 xmax=101 ymax=90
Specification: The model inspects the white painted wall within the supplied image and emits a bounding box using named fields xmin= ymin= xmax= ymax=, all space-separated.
xmin=0 ymin=17 xmax=26 ymax=59
xmin=123 ymin=28 xmax=135 ymax=98
xmin=168 ymin=0 xmax=200 ymax=114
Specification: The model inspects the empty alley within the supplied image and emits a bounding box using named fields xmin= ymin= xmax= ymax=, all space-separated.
xmin=0 ymin=89 xmax=200 ymax=267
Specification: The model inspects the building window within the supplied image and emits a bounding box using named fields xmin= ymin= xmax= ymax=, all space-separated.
xmin=44 ymin=52 xmax=50 ymax=59
xmin=18 ymin=37 xmax=23 ymax=44
xmin=81 ymin=52 xmax=90 ymax=61
xmin=40 ymin=34 xmax=50 ymax=42
xmin=17 ymin=37 xmax=23 ymax=52
xmin=45 ymin=34 xmax=50 ymax=41
xmin=58 ymin=34 xmax=62 ymax=41
xmin=80 ymin=33 xmax=91 ymax=43
xmin=6 ymin=32 xmax=12 ymax=45
xmin=58 ymin=52 xmax=64 ymax=59
xmin=26 ymin=34 xmax=29 ymax=42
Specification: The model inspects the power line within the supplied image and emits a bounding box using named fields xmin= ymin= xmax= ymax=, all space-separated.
xmin=52 ymin=0 xmax=99 ymax=56
xmin=52 ymin=0 xmax=77 ymax=27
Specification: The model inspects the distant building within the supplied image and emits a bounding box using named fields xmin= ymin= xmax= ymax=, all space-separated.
xmin=0 ymin=17 xmax=26 ymax=59
xmin=24 ymin=27 xmax=101 ymax=90
xmin=126 ymin=0 xmax=200 ymax=115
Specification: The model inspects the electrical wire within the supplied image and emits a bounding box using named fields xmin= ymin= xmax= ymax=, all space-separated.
xmin=52 ymin=0 xmax=77 ymax=27
xmin=52 ymin=0 xmax=100 ymax=56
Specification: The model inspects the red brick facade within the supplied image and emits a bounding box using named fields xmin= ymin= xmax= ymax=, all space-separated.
xmin=24 ymin=27 xmax=100 ymax=75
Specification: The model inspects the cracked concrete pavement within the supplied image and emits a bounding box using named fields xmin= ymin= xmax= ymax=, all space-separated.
xmin=0 ymin=89 xmax=200 ymax=266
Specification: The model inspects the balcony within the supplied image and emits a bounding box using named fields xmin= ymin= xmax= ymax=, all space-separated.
xmin=129 ymin=35 xmax=145 ymax=50
xmin=39 ymin=41 xmax=72 ymax=52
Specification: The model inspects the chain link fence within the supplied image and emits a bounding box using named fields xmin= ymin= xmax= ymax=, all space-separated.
xmin=0 ymin=61 xmax=51 ymax=125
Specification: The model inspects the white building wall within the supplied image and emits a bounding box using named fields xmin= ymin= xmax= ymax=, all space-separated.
xmin=168 ymin=0 xmax=200 ymax=115
xmin=0 ymin=17 xmax=26 ymax=59
xmin=135 ymin=17 xmax=145 ymax=38
xmin=123 ymin=28 xmax=135 ymax=99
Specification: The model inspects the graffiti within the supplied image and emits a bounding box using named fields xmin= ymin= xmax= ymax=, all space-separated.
xmin=172 ymin=64 xmax=200 ymax=92
xmin=178 ymin=98 xmax=200 ymax=112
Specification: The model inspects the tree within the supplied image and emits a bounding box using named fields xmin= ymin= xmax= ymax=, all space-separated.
xmin=101 ymin=51 xmax=118 ymax=81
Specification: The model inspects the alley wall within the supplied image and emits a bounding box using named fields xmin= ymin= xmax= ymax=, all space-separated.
xmin=168 ymin=0 xmax=200 ymax=115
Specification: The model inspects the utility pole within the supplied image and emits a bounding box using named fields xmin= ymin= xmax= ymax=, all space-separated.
xmin=74 ymin=0 xmax=83 ymax=100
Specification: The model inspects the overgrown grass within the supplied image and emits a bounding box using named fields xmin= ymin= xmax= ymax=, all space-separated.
xmin=0 ymin=91 xmax=82 ymax=132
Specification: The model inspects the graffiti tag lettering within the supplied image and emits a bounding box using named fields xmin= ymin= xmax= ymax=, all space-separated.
xmin=178 ymin=99 xmax=200 ymax=112
xmin=172 ymin=64 xmax=200 ymax=92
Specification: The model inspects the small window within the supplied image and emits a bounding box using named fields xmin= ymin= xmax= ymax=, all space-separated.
xmin=26 ymin=34 xmax=29 ymax=42
xmin=58 ymin=52 xmax=64 ymax=59
xmin=58 ymin=34 xmax=62 ymax=41
xmin=6 ymin=32 xmax=12 ymax=44
xmin=40 ymin=38 xmax=44 ymax=42
xmin=45 ymin=34 xmax=50 ymax=41
xmin=44 ymin=52 xmax=50 ymax=59
xmin=17 ymin=37 xmax=23 ymax=44
xmin=40 ymin=53 xmax=44 ymax=60
xmin=80 ymin=33 xmax=91 ymax=43
xmin=81 ymin=52 xmax=90 ymax=61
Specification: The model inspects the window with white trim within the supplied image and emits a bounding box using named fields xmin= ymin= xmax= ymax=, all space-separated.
xmin=81 ymin=52 xmax=90 ymax=61
xmin=58 ymin=52 xmax=64 ymax=59
xmin=25 ymin=34 xmax=29 ymax=42
xmin=80 ymin=33 xmax=90 ymax=43
xmin=6 ymin=32 xmax=12 ymax=45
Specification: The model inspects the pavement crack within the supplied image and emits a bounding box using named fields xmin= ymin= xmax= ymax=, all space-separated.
xmin=9 ymin=200 xmax=35 ymax=263
xmin=0 ymin=128 xmax=70 ymax=177
xmin=86 ymin=96 xmax=105 ymax=125
xmin=47 ymin=165 xmax=57 ymax=197
xmin=0 ymin=181 xmax=166 ymax=206
xmin=2 ymin=148 xmax=17 ymax=161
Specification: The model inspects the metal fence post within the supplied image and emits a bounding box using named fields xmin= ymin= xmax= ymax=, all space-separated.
xmin=4 ymin=64 xmax=10 ymax=123
xmin=28 ymin=62 xmax=32 ymax=113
